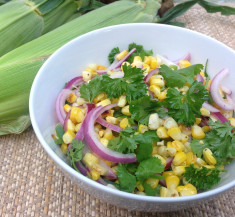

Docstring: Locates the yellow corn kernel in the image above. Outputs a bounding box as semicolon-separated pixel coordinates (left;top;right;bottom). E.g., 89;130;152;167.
183;142;192;153
166;175;180;190
61;143;67;154
66;93;77;103
167;127;182;141
100;138;109;147
156;140;164;146
196;158;207;167
104;128;113;140
166;147;177;157
143;63;150;74
136;181;144;192
92;164;108;175
97;65;107;70
195;118;201;125
203;165;215;169
66;119;75;132
121;105;131;116
157;146;168;157
103;160;112;167
82;70;93;82
176;186;185;193
153;154;166;166
157;127;169;139
173;152;187;166
150;78;165;87
144;56;151;65
149;85;161;97
160;187;169;197
116;50;128;60
228;117;235;127
164;117;178;129
145;178;159;189
171;141;184;152
88;64;97;71
117;95;127;107
120;118;129;129
206;80;211;91
202;126;210;132
138;124;149;133
167;189;179;197
158;90;167;101
64;104;71;112
83;153;99;168
150;57;157;69
93;92;106;104
98;130;104;138
163;171;174;177
200;107;210;117
106;116;119;125
62;130;75;144
121;62;130;71
152;146;158;155
70;107;85;124
186;152;197;166
133;56;142;62
203;148;217;165
84;67;95;74
76;97;86;106
192;125;205;139
96;98;111;107
179;60;191;68
181;133;189;144
90;169;101;181
148;113;160;130
179;86;189;93
179;184;197;196
173;166;185;176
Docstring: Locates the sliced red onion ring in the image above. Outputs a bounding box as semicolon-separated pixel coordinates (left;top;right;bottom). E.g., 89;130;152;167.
75;161;88;176
202;102;220;113
96;117;122;133
211;112;228;123
64;76;85;89
159;180;166;187
210;68;233;111
172;52;191;65
226;94;235;111
165;157;173;170
196;74;204;83
144;68;159;83
221;85;232;95
156;54;178;67
84;103;137;163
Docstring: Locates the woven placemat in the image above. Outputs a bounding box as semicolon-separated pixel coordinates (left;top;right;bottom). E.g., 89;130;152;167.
1;4;235;217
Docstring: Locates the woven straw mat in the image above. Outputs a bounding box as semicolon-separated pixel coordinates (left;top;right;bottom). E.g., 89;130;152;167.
1;4;235;217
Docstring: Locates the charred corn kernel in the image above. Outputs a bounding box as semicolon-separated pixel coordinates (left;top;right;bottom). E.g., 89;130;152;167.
66;119;75;132
179;184;197;196
167;127;182;141
120;118;129;129
66;93;77;103
158;90;167;101
100;138;109;147
82;70;93;82
90;170;101;181
192;125;205;139
166;147;177;157
144;56;151;65
93;92;106;104
160;187;169;197
97;65;107;70
204;165;215;169
138;124;149;133
116;50;128;60
179;60;191;68
93;164;108;175
228;117;235;127
152;146;158;155
173;166;185;176
136;181;144;192
157;146;168;157
200;107;210;117
163;171;174;177
75;123;82;132
62;130;75;144
173;152;187;166
122;105;131;116
167;189;179;197
157;127;169;139
104;128;113;140
195;118;201;125
150;57;157;69
96;99;111;107
164;117;178;129
145;178;159;189
133;56;142;62
202;126;210;132
64;104;71;112
76;97;86;106
148;113;160;130
98;130;104;138
203;148;217;165
143;63;150;73
83;153;99;168
153;154;166;166
181;125;192;136
166;175;180;190
150;78;165;87
186;152;197;166
181;134;189;144
70;107;85;124
121;61;130;71
196;158;207;167
149;85;161;97
61;143;67;154
171;141;184;152
106;116;119;124
117;95;127;107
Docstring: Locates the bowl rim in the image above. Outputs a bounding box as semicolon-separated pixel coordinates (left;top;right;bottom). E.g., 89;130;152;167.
29;23;235;203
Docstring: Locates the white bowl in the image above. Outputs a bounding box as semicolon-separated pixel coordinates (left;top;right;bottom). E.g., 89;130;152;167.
29;23;235;212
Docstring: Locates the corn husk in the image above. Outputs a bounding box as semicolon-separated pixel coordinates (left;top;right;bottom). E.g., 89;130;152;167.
0;0;161;135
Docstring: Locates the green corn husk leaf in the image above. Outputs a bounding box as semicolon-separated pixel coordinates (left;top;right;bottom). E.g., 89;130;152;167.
0;0;80;57
0;0;161;135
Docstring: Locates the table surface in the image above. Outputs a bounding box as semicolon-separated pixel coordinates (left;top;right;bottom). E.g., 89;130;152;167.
0;4;235;217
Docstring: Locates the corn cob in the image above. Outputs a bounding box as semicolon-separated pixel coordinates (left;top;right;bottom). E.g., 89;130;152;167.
0;0;82;56
0;0;161;135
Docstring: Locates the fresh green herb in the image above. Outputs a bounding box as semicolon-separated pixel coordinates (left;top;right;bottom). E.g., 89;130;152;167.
52;124;65;145
108;47;120;64
67;139;85;172
160;64;203;88
143;182;161;196
129;96;161;125
183;164;222;190
116;164;136;193
128;43;153;63
164;81;209;126
204;59;209;77
190;139;207;158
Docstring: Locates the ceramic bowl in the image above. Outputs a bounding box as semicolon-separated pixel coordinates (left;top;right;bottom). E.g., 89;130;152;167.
29;23;235;212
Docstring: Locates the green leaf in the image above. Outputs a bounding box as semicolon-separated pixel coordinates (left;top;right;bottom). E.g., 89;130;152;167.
116;164;136;193
143;182;161;196
108;47;120;64
190;139;207;158
53;123;65;145
128;43;153;63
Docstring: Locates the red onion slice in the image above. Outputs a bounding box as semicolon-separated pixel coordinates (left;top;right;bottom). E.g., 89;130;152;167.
196;74;204;83
64;76;85;89
165;157;173;170
210;68;233;111
96;117;122;133
84;103;137;163
172;52;191;65
75;161;88;176
221;85;232;95
211;112;228;123
202;102;220;113
159;180;166;187
144;68;159;83
226;94;235;111
156;54;178;67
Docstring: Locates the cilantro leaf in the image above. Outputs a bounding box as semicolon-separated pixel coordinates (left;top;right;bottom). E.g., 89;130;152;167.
80;75;103;102
53;124;65;145
183;164;222;190
128;43;153;63
190;139;207;158
129;96;161;125
116;164;136;193
67;139;85;172
164;81;209;126
160;64;203;88
108;47;120;64
143;182;161;196
135;157;164;181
